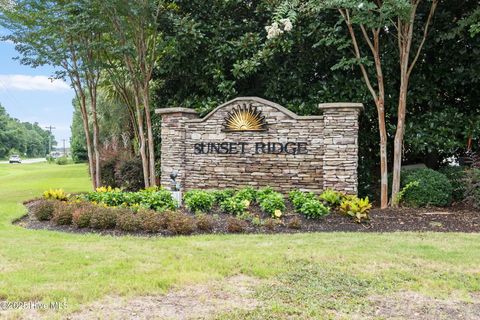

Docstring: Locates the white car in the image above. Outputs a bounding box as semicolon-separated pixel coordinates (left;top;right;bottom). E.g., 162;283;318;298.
9;155;22;164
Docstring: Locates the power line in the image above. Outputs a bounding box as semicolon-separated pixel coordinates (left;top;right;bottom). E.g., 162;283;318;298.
45;125;55;154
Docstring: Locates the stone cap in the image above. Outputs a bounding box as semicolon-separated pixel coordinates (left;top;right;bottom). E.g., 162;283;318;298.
155;107;198;115
318;102;364;111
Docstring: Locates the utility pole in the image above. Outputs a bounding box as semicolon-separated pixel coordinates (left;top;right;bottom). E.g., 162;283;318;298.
45;125;55;155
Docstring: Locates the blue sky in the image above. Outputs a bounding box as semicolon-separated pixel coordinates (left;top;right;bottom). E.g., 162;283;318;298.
0;28;75;147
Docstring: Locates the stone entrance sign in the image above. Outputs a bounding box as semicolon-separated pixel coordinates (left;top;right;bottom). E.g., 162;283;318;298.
155;97;363;194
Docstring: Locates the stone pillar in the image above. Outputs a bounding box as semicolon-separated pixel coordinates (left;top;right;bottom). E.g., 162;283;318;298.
319;103;364;195
155;108;198;190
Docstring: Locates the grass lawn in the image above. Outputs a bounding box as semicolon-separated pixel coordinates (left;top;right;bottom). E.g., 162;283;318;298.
0;162;479;319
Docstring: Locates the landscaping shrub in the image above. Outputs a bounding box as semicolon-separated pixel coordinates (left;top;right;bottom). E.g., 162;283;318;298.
43;189;69;201
339;196;372;223
211;189;236;204
139;189;177;212
288;190;315;210
400;168;453;207
116;209;141;232
136;209;165;233
89;206;118;229
31;200;55;221
196;214;215;232
256;186;276;203
464;168;480;208
72;203;94;228
259;192;286;216
184;190;215;213
319;189;344;207
287;216;302;230
166;212;196;235
440;166;467;202
235;186;257;202
55;156;69;165
220;197;249;215
115;157;145;191
52;201;74;225
100;157;118;188
299;199;330;219
264;218;281;231
226;217;247;233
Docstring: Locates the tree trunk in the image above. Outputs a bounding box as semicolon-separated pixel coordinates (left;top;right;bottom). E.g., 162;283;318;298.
142;88;156;186
78;94;96;190
391;79;408;206
376;99;389;209
90;87;101;188
134;94;150;188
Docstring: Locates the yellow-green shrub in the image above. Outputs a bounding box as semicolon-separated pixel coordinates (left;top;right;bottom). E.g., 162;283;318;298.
339;196;372;223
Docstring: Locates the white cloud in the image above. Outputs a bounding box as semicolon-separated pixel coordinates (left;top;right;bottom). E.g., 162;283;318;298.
0;74;70;91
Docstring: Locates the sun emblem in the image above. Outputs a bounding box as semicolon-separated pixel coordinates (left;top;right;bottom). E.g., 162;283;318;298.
223;103;267;132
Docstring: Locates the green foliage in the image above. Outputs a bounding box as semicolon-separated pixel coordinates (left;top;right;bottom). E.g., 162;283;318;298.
259;192;286;216
220;197;249;215
31;200;55;221
400;169;453;207
440;166;467;202
211;189;236;204
183;190;215;213
235;186;257;202
0;105;53;158
81;188;176;212
319;189;344;207
288;189;316;210
464;168;480;208
55;157;69;165
299;198;330;219
257;186;277;203
393;181;420;206
43;189;69;201
339;196;372;223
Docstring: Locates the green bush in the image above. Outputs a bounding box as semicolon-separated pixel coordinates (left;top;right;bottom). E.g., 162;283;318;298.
220;197;249;215
211;189;236;204
89;206;118;229
288;189;315;210
183;190;215;213
55;156;69;165
259;192;286;216
138;189;177;212
257;186;276;203
31;200;55;221
319;189;344;207
464;168;480;208
116;210;141;232
235;186;257;202
52;201;74;225
299;198;330;219
400;168;453;207
440;166;467;201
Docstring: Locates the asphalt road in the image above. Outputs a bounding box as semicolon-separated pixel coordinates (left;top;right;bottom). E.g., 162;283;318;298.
0;158;46;164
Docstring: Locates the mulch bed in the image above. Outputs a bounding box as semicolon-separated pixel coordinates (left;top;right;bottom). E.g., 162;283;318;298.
15;200;480;236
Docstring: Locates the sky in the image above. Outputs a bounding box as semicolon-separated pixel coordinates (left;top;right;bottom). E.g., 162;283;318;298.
0;28;75;148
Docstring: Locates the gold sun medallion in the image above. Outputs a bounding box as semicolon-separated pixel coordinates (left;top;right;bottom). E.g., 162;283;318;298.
223;103;267;132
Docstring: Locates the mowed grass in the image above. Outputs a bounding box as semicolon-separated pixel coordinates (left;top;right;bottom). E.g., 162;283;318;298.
0;163;479;318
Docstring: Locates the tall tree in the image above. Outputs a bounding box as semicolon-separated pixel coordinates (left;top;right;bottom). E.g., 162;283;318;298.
0;0;104;189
